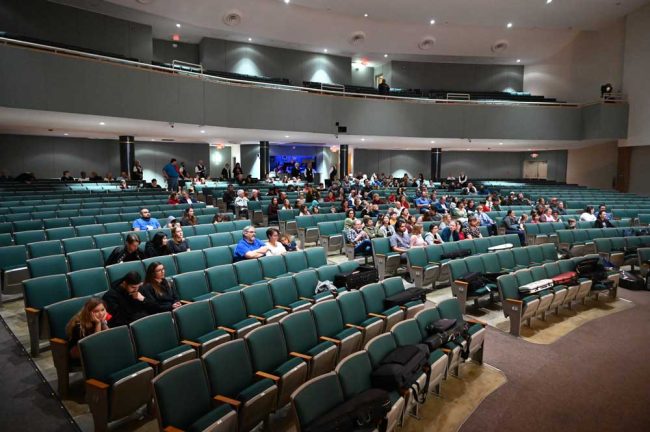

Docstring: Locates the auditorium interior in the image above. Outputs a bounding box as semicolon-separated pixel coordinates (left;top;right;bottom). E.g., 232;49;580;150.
1;1;650;431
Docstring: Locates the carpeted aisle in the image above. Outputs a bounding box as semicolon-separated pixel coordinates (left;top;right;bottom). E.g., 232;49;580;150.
461;288;650;432
0;316;78;432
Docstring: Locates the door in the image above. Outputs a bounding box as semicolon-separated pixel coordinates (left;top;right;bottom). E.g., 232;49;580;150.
523;161;548;179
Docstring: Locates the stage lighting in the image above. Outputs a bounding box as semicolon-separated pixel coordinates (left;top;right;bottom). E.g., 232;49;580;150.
600;83;613;97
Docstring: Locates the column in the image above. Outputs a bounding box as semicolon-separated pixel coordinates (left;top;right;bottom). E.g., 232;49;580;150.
119;136;135;178
430;147;442;181
340;144;348;179
259;141;270;179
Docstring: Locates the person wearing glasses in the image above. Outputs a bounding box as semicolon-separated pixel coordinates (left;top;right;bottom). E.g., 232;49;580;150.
139;262;181;312
233;226;268;261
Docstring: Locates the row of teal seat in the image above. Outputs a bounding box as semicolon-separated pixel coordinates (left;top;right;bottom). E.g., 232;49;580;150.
557;229;650;255
70;278;439;431
0;196;176;212
496;256;618;336
524;220;633;245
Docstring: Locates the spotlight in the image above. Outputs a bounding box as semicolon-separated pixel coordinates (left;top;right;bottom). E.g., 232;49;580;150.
600;83;613;97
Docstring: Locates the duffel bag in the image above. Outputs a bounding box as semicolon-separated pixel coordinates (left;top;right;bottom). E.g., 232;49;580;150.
303;388;391;432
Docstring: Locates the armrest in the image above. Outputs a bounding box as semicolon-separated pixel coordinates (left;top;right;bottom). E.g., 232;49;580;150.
454;280;468;287
345;323;364;331
290;352;313;361
275;305;292;311
86;379;110;390
25;307;40;314
256;371;280;382
375;253;387;258
139;356;161;367
248;314;266;322
181;340;201;348
505;299;523;305
368;313;386;319
465;318;487;327
299;296;316;303
441;348;451;354
180;300;192;305
163;426;184;432
320;336;341;345
218;326;236;334
410;265;424;271
214;395;241;409
50;337;68;346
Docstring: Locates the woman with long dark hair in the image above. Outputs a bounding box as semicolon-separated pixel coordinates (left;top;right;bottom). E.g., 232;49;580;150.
144;231;171;258
140;262;181;312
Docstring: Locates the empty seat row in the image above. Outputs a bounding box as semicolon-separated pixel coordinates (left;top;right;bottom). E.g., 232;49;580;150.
593;235;650;267
496;256;619;336
557;229;650;256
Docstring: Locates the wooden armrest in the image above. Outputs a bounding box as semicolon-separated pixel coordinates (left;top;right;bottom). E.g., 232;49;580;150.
375;253;387;258
320;336;341;345
299;296;316;303
248;314;266;322
368;313;386;319
256;371;280;382
86;379;109;390
506;299;523;305
465;318;487;326
454;280;468;287
441;348;451;354
25;307;40;314
139;356;160;367
163;426;184;432
345;323;364;331
218;326;236;334
180;300;192;305
50;337;68;345
290;352;313;361
411;265;423;271
264;277;273;280
181;340;201;348
275;305;292;311
214;395;241;408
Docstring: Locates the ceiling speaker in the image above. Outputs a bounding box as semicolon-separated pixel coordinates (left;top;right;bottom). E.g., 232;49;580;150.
349;31;366;46
491;40;509;53
418;36;436;50
223;10;243;26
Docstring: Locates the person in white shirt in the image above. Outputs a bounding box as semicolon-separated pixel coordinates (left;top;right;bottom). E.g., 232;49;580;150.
265;228;287;256
579;206;597;222
234;189;249;219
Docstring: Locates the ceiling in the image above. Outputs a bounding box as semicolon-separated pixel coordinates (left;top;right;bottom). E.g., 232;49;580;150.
0;106;608;152
51;0;649;64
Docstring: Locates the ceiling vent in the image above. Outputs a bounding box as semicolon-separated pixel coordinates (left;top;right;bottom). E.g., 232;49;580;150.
491;40;509;53
223;10;243;27
418;36;436;50
161;138;176;142
349;31;366;46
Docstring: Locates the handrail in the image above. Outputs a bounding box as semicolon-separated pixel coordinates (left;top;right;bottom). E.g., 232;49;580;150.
0;36;621;109
171;59;203;74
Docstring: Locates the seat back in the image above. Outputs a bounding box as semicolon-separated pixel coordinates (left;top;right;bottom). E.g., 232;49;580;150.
304;247;327;268
414;308;442;340
391;319;423;346
284;251;309;273
106;261;145;285
173;271;210;302
175;250;207;274
316;264;339;282
311;300;345;338
269;276;300;308
62;236;95;254
337;291;368;326
360;283;387;315
186;235;211;251
364;333;398;368
241;283;275;317
79;326;138;383
209;292;248;328
259;255;289;279
201;339;254;398
45;296;90;340
203;246;234;267
27;255;68;278
234;259;264;285
335;351;373;398
130;312;180;359
205;264;240;293
67;249;104;272
23;274;70;310
245;323;288;373
27;240;63;258
279;310;319;354
292;372;345;429
68;267;110;297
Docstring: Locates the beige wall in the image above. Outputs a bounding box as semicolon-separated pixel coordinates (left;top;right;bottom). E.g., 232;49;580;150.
523;20;626;103
629;146;650;196
566;142;618;189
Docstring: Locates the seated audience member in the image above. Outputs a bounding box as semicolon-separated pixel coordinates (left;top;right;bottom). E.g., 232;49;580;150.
148;178;162;189
299;204;311;216
552;209;562;222
424;224;444;245
344;209;356;230
476;206;498;236
441;220;463;242
389;220;411;261
410;224;427;247
451;201;468;222
405;215;418;233
234;226;268;260
556;201;567;215
78;171;90;182
132;208;162;231
463;216;483;239
267;197;280;223
167;215;179;229
119;179;128;190
167;192;180;205
363;217;376;239
144;232;171;258
212;214;230;224
89;171;103;181
540;207;556;222
181;191;196;204
265;228;287;256
103;271;149;328
594;210;614;228
104;172;115;182
66;298;109;359
280;233;300;251
222;184;236;212
579;206;597;222
434;196;449;214
598;204;612;220
415;191;432;214
105;234;145;265
140;262;181;312
347;219;373;256
438;213;452;230
502;209;526;246
61;170;75;182
567;218;577;229
168;225;190;254
376;215;395;237
180;207;197;226
234;189;249;218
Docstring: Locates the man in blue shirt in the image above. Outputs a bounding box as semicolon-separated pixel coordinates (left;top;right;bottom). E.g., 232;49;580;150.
415;191;432;214
162;158;179;192
233;226;268;261
389;220;411;262
476;206;498;236
132;208;161;231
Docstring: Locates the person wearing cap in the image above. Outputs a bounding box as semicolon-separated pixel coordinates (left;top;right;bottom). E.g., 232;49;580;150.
132;208;161;231
166;215;179;229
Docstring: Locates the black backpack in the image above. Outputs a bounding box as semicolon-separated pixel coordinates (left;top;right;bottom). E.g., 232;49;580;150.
423;318;458;351
383;288;432;309
371;345;429;401
303;388;391;432
458;272;488;295
576;257;613;291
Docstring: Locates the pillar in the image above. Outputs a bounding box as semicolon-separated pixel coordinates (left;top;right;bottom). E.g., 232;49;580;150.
119;136;135;178
259;141;270;179
340;144;349;178
431;148;442;181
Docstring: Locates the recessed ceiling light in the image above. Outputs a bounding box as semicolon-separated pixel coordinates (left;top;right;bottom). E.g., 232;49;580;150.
364;13;368;17
285;135;290;138
284;0;290;4
499;142;503;145
176;23;181;28
466;148;471;151
200;130;205;134
430;140;436;144
516;59;521;63
63;133;69;136
383;54;388;58
361;138;365;141
507;22;513;28
323;48;328;53
248;37;252;42
528;148;532;151
430;19;436;25
546;0;553;4
99;122;105;126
